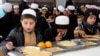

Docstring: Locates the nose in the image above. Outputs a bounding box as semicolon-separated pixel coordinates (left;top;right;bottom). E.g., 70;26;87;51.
26;24;31;28
91;19;96;22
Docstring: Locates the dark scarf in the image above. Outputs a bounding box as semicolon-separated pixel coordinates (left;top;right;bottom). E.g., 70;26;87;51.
81;21;97;35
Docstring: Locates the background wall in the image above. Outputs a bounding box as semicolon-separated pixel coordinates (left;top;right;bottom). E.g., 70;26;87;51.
56;0;67;7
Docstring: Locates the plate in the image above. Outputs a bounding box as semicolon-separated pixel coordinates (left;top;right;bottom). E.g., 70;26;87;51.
45;47;64;53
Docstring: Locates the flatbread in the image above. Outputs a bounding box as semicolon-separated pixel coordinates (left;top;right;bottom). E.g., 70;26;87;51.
57;41;77;47
21;46;52;56
85;42;97;46
85;38;99;41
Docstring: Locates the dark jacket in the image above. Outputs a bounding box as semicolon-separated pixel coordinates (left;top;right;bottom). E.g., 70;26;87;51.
69;14;78;31
0;27;42;47
19;2;29;13
79;22;99;35
44;27;74;42
0;12;21;42
36;15;49;36
65;0;73;8
0;12;14;41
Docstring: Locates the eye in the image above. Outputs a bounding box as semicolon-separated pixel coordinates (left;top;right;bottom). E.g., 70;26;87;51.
89;17;93;19
24;22;28;25
30;22;34;25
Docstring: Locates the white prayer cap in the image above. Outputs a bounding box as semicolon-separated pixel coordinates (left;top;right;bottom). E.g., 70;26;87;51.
91;5;100;10
23;0;28;2
13;5;19;8
55;15;69;25
96;6;100;10
99;14;100;18
22;9;36;17
67;5;75;10
90;5;97;9
80;5;85;8
30;3;39;9
2;3;12;13
85;4;91;8
41;7;48;10
53;7;57;10
57;5;64;12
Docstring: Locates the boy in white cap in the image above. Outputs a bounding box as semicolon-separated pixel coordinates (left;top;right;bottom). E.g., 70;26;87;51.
44;15;74;42
12;5;21;28
1;9;42;51
40;6;48;18
13;5;20;15
67;5;78;31
54;5;64;16
63;8;70;16
52;7;57;17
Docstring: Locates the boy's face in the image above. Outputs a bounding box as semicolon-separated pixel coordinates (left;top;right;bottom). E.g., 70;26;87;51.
53;10;56;15
57;28;67;35
87;15;96;25
63;10;70;16
42;9;47;14
21;18;36;33
55;10;60;16
14;8;19;14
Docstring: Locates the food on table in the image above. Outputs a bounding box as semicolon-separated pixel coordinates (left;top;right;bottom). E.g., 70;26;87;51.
0;50;5;56
57;41;77;47
85;42;97;46
22;46;52;56
45;41;53;48
83;35;100;39
37;42;46;48
93;35;100;37
83;35;100;41
85;38;99;41
46;47;63;53
37;41;53;48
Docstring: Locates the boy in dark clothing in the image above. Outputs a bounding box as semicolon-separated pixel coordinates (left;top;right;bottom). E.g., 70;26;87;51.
44;15;74;42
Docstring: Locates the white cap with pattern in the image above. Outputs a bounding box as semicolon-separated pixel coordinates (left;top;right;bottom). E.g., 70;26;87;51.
55;16;69;25
22;9;36;17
